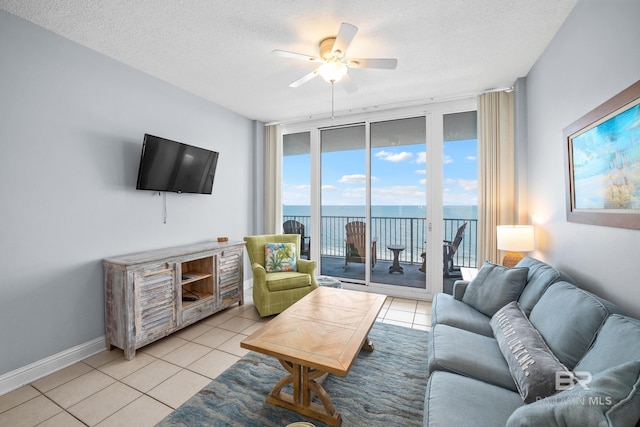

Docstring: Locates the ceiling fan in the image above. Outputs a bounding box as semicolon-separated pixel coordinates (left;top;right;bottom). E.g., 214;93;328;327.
272;22;398;92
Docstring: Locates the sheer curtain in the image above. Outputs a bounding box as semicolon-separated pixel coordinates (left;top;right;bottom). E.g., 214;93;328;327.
264;124;282;234
477;91;515;264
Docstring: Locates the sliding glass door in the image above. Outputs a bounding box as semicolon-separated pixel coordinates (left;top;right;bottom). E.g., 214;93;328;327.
441;112;478;290
282;132;311;259
370;117;427;288
315;117;428;289
319;125;367;282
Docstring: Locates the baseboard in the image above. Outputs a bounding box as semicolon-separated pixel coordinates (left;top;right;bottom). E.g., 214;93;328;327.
0;336;107;396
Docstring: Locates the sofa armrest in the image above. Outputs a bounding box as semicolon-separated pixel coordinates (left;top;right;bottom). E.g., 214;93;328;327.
452;280;470;300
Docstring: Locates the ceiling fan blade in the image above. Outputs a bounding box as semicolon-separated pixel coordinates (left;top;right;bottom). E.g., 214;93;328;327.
340;73;358;94
347;58;398;69
272;49;321;63
332;23;358;58
289;70;319;88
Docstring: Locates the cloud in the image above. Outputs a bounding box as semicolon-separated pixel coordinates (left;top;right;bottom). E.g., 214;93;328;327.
339;174;366;184
372;185;426;204
339;174;377;184
416;169;426;175
321;185;337;191
458;179;478;191
443;154;453;164
290;184;310;191
416;152;426;164
443;178;476;191
375;150;413;162
466;155;477;161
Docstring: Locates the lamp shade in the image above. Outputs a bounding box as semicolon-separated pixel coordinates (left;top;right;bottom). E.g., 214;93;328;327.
496;225;535;252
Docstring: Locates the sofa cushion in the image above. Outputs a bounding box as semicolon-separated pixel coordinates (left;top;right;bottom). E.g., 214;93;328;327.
506;361;640;427
425;371;523;427
575;314;640;374
265;271;310;291
431;293;493;337
461;261;529;317
428;323;516;391
491;302;569;403
264;242;297;272
529;281;626;369
515;257;575;316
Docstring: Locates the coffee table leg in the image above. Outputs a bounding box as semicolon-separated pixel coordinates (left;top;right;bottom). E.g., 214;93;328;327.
362;335;374;352
268;359;342;426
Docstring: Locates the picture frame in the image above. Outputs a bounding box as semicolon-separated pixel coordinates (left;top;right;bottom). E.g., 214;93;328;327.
563;80;640;230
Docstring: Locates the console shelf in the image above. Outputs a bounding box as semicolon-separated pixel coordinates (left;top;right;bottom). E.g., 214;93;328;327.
103;240;245;359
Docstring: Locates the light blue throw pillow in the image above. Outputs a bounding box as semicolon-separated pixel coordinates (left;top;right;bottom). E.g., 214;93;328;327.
462;261;529;316
506;361;640;427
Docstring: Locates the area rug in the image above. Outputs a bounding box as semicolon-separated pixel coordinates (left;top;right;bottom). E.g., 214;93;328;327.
157;322;429;426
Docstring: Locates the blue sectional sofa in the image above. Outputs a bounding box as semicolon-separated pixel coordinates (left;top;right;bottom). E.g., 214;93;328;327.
424;257;640;426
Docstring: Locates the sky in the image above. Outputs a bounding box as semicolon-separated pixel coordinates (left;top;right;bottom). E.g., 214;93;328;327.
283;138;478;206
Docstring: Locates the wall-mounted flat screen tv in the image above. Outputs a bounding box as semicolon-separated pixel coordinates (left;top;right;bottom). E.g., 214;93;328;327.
136;134;219;194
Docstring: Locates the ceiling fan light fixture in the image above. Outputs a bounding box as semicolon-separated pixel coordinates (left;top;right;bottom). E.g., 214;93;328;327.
318;61;347;83
274;23;397;89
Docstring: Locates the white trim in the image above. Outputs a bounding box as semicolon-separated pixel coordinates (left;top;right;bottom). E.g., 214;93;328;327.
0;336;106;396
269;89;501;126
341;281;433;302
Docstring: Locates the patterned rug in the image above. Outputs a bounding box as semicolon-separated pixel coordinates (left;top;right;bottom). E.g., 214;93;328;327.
157;322;429;427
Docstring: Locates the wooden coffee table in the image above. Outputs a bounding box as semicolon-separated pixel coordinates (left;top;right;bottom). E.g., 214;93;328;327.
240;286;387;426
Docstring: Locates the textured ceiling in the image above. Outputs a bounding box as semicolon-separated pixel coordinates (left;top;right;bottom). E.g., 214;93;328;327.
0;0;577;123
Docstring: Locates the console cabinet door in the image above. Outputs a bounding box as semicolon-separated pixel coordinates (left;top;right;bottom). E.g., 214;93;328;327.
218;248;243;306
133;266;177;344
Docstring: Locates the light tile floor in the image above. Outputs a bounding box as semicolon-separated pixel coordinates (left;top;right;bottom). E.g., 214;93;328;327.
0;290;431;427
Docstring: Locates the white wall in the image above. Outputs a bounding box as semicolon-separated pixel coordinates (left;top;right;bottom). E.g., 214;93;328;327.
0;11;259;377
525;0;640;317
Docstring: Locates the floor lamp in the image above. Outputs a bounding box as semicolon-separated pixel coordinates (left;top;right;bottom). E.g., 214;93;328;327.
496;225;535;268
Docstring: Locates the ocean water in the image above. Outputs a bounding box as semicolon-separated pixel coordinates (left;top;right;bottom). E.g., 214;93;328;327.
284;205;477;220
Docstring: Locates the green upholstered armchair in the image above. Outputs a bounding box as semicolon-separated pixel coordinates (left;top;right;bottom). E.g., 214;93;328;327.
244;234;318;317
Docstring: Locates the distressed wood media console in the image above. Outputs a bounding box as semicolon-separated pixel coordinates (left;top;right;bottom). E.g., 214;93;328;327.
103;241;244;359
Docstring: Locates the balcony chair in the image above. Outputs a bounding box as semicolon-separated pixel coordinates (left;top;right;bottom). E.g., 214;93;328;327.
283;219;310;259
344;221;377;270
419;222;467;277
244;234;317;317
443;222;467;277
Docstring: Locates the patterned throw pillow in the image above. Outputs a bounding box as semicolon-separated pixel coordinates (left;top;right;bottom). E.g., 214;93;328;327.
264;243;297;272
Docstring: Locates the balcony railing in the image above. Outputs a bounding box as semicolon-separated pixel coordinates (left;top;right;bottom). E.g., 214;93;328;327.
283;215;478;269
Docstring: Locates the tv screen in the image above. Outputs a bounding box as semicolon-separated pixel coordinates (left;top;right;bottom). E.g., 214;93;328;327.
136;134;219;194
